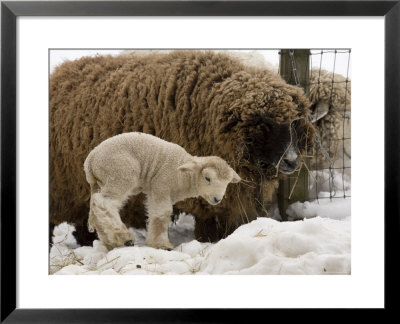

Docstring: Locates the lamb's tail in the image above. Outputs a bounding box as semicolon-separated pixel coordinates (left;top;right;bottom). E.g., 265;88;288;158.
84;154;101;232
83;154;97;186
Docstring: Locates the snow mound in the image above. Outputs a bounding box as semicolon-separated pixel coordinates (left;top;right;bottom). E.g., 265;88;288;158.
287;197;350;221
200;216;350;274
50;204;350;275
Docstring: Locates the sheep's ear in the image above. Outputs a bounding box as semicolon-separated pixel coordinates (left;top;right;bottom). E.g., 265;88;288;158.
230;170;241;183
178;161;198;173
310;101;329;123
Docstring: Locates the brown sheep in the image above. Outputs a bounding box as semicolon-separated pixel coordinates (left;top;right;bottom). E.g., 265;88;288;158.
308;69;351;175
215;51;351;175
49;50;314;245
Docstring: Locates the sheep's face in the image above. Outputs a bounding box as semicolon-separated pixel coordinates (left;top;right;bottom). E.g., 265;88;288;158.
238;115;313;176
178;157;241;205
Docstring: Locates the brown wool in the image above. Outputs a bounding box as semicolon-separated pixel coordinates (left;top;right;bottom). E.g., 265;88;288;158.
50;50;314;243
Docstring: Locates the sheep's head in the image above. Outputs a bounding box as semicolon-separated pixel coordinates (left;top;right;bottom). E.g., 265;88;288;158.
178;156;241;205
215;69;315;179
222;113;314;178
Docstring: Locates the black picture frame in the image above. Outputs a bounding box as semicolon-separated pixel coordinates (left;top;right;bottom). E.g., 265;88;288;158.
1;0;399;322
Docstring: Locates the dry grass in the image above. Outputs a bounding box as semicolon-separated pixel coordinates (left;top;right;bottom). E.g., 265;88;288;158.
254;229;268;238
49;244;84;274
49;227;84;274
236;191;250;223
285;121;318;200
274;119;298;177
254;197;270;217
97;255;121;271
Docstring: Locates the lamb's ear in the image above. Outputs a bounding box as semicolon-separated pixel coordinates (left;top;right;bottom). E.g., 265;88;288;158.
230;170;241;183
178;161;198;173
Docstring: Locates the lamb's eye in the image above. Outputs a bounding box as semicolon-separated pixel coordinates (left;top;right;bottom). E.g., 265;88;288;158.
205;177;211;183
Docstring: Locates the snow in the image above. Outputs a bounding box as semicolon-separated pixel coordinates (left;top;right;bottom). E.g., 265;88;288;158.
50;172;351;275
49;50;351;275
50;49;351;78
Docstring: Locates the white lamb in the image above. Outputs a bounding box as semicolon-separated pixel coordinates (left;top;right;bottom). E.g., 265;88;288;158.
83;132;241;250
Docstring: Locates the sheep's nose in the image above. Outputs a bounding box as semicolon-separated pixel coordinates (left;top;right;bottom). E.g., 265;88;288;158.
213;197;220;204
284;149;298;163
283;158;298;169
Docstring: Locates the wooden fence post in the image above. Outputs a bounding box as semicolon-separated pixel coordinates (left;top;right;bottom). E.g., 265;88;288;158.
278;49;310;221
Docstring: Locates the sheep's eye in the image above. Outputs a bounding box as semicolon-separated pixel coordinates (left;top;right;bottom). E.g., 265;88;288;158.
205;177;211;183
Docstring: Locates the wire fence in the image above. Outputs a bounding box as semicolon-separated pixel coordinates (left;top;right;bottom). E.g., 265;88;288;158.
280;49;351;207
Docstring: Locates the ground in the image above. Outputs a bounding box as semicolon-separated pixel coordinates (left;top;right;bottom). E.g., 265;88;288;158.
50;170;351;275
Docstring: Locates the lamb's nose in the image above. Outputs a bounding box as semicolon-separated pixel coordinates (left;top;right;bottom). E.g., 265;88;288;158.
213;197;220;204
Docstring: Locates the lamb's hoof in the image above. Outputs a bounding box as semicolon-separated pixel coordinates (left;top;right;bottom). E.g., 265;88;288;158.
124;240;135;247
146;240;173;250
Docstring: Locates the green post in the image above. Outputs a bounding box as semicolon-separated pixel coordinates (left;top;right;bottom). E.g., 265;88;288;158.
278;49;310;221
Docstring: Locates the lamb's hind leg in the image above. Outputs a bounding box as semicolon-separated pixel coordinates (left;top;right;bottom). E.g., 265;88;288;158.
89;157;139;249
90;193;135;249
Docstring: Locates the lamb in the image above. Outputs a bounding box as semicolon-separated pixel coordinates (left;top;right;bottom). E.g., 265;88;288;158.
84;132;241;250
50;50;314;245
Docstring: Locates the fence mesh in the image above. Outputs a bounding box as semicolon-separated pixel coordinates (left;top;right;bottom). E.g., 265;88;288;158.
280;49;351;207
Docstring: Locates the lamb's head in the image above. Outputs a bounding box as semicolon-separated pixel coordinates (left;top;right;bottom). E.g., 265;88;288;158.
178;156;241;205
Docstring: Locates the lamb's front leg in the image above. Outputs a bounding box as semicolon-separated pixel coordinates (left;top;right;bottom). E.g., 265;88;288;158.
145;196;173;250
